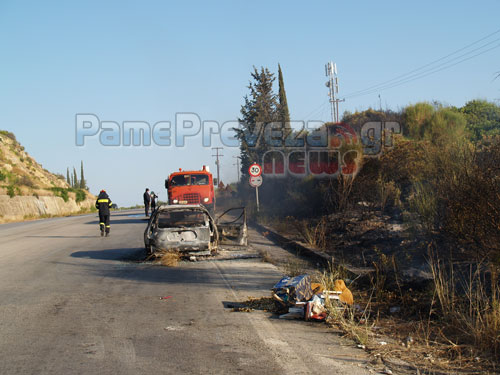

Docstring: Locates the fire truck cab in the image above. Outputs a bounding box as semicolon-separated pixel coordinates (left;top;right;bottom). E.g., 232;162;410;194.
165;166;215;214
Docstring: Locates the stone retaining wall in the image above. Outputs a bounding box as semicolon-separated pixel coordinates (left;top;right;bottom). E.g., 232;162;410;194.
0;195;95;223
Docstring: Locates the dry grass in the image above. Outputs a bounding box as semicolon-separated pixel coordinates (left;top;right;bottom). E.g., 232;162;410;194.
281;259;308;277
312;261;348;290
148;249;181;267
326;302;374;347
295;217;328;249
258;249;274;264
312;262;375;345
429;254;500;360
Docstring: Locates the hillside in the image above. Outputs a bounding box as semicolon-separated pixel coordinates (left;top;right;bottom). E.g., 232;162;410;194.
0;130;95;222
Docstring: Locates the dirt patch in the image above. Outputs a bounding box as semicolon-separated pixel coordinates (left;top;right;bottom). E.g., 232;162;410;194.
226;297;286;314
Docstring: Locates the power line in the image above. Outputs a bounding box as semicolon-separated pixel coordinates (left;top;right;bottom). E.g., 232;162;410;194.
344;28;500;98
297;99;328;121
343;27;500;99
345;41;500;99
345;37;500;99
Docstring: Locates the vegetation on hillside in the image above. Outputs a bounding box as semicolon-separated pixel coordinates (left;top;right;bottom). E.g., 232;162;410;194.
0;130;91;203
234;66;500;366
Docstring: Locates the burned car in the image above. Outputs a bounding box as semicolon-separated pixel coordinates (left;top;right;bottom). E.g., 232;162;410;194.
144;205;248;256
144;204;218;256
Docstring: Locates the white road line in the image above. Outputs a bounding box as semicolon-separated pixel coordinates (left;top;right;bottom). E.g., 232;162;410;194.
212;261;311;374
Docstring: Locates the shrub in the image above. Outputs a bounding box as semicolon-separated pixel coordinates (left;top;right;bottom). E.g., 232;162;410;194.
403;102;435;139
403;103;467;146
7;185;15;198
18;175;35;188
75;189;86;203
0;171;5;182
0;130;16;141
50;187;69;202
60;189;69;202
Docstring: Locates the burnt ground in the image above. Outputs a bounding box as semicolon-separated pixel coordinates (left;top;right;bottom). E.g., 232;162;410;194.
255;209;500;375
270;208;433;284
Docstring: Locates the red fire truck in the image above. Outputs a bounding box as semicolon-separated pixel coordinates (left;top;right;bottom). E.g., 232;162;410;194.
165;166;215;214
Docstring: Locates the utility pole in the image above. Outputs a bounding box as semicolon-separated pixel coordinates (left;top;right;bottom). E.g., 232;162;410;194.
211;147;223;187
325;61;345;123
233;156;241;182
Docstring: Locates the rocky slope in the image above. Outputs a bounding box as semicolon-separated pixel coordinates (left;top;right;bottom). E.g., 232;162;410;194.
0;130;95;222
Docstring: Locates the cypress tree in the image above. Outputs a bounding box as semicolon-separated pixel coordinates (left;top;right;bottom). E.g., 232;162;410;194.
79;161;86;189
66;168;71;185
277;64;291;127
73;167;78;188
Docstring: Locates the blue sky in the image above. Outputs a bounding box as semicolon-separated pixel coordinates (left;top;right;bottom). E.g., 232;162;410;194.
1;1;499;206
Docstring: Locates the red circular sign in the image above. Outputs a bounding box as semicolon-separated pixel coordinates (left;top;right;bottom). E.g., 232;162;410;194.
248;163;262;177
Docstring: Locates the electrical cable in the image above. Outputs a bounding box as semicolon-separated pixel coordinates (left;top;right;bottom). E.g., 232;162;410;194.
343;27;500;99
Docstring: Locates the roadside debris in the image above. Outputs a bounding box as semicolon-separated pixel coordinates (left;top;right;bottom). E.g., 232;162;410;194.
233;306;253;312
230;275;355;323
272;275;314;307
160;296;172;300
278;307;304;319
334;279;354;305
269;274;353;322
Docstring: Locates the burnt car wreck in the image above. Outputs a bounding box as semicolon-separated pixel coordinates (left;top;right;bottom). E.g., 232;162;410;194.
144;205;247;257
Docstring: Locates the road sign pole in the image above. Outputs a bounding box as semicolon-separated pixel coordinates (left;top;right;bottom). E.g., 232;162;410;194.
255;186;259;212
248;163;262;213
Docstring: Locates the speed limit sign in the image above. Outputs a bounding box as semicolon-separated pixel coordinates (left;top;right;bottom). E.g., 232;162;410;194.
248;163;262;177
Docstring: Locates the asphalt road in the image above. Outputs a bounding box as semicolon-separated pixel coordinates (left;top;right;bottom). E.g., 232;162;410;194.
0;210;371;375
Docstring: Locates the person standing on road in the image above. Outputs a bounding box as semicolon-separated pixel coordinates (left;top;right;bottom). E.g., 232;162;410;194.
143;188;151;217
150;191;157;213
95;189;113;237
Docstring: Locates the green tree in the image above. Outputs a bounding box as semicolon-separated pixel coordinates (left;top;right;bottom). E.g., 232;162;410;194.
460;99;500;141
402;102;435;140
72;167;78;188
277;63;291;128
235;66;278;177
403;103;467;146
79;161;87;189
66;168;71;185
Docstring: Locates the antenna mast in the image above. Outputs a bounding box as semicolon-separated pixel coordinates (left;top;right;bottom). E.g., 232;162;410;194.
325;62;344;123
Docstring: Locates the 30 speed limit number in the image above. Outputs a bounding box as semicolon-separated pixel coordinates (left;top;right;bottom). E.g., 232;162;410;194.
248;163;262;177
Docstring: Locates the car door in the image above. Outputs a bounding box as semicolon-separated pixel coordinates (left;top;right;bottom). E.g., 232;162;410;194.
215;207;247;246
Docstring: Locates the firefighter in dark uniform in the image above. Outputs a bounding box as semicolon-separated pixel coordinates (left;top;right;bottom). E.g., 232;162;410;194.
95;189;113;237
143;188;151;217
